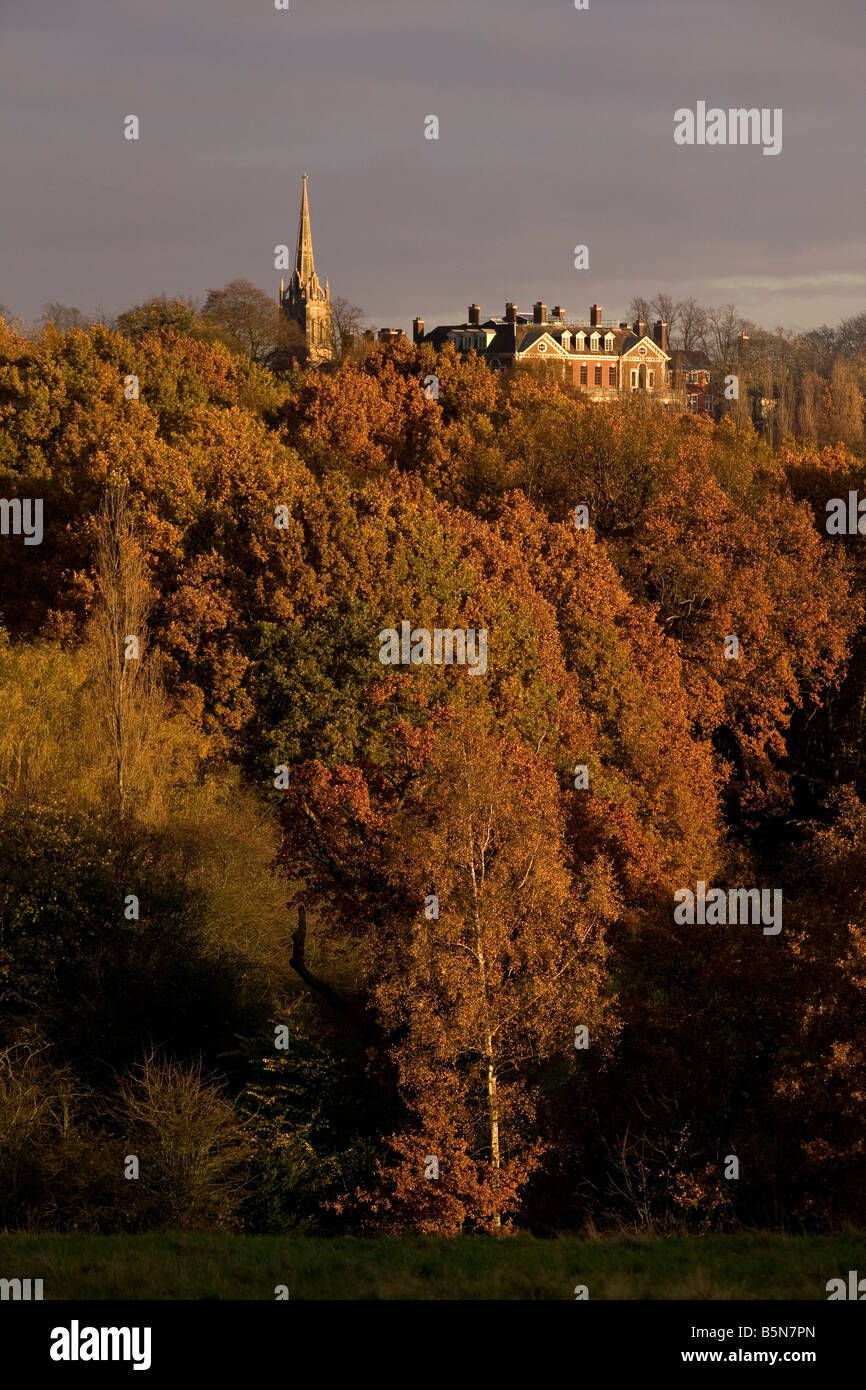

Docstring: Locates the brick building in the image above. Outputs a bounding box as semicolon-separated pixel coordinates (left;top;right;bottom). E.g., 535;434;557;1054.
414;301;678;402
669;349;714;414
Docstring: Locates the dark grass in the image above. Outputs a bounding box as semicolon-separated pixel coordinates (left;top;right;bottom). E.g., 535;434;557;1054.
1;1232;865;1299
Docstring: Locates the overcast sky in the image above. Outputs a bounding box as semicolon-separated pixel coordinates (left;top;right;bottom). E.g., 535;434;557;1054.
1;0;863;334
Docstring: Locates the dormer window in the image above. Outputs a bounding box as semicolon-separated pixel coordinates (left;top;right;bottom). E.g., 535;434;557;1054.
590;333;600;350
604;334;614;351
575;332;586;348
561;331;572;349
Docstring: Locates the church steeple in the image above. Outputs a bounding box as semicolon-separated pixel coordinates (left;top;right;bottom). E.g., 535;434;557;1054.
294;173;316;285
281;173;334;365
288;173;327;304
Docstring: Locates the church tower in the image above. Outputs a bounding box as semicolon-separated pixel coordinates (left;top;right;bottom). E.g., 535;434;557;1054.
280;174;334;365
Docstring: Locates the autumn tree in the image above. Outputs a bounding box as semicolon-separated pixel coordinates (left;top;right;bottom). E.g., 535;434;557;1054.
115;295;202;339
201;279;283;363
823;358;864;449
796;371;823;443
770;787;866;1223
279;713;617;1232
90;480;167;815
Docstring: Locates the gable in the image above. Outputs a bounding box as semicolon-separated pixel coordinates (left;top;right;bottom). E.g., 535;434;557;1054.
621;336;669;362
518;332;568;359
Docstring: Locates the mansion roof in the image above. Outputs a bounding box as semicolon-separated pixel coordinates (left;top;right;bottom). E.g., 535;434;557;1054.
420;305;671;362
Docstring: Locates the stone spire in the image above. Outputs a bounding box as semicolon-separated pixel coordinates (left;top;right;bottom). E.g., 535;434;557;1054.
282;173;334;365
294;173;316;286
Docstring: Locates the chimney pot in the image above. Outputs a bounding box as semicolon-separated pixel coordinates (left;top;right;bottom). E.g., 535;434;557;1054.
412;317;425;344
468;303;481;326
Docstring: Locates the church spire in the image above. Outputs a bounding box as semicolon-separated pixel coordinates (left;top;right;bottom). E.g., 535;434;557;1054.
294;173;316;285
282;172;334;365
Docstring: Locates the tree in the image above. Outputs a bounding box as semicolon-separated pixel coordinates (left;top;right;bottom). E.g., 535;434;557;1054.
279;713;617;1231
626;295;653;328
771;787;866;1223
700;304;754;367
803;323;839;375
40;303;87;331
677;297;707;352
823;358;864;448
90;480;167;815
115;295;201;340
113;1055;250;1230
201;279;282;363
328;296;365;363
796;371;823;443
837;312;866;361
771;363;796;445
649;292;682;340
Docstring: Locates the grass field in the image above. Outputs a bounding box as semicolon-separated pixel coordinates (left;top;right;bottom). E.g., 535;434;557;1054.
1;1232;864;1300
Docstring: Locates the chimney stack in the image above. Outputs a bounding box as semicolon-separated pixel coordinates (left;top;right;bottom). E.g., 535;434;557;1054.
653;320;669;353
468;303;481;326
505;301;518;323
590;304;603;327
553;305;564;320
533;301;547;325
634;317;645;338
412;317;425;344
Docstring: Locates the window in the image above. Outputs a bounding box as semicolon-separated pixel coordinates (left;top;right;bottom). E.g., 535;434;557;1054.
609;365;617;386
580;365;588;385
561;332;572;349
648;370;654;388
575;332;585;348
594;364;602;386
638;345;647;355
538;341;547;353
590;334;599;350
631;370;638;389
604;334;614;351
688;393;699;412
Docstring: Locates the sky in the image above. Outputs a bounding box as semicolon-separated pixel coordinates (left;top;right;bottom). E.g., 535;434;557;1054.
1;0;863;335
